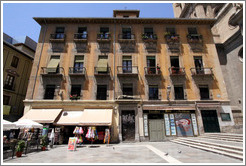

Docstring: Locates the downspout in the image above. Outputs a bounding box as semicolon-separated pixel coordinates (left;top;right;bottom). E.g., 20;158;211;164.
31;18;47;99
113;20;116;101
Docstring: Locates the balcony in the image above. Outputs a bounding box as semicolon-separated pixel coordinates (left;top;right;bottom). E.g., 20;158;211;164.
3;83;15;91
190;67;213;76
165;34;180;44
50;33;66;42
115;92;141;101
69;67;86;76
97;33;111;42
74;33;88;42
118;34;135;42
117;66;138;77
144;67;161;76
169;67;185;76
187;34;203;43
41;67;64;77
94;67;111;77
142;33;158;42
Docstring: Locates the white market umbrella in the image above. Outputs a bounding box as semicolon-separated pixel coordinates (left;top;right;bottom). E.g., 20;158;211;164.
14;119;43;129
3;119;17;131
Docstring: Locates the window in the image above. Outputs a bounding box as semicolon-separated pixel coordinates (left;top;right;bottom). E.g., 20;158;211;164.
70;85;81;98
147;56;156;74
144;28;154;35
122;28;131;39
194;56;204;74
44;85;56;99
220;113;231;121
149;85;159;100
55;27;65;39
174;85;184;100
3;95;10;105
123;83;133;98
122;56;132;73
4;75;15;90
188;27;198;35
199;85;210;100
96;85;107;100
74;55;84;73
166;27;176;35
170;56;179;67
99;27;110;39
78;27;87;39
47;56;60;73
11;56;19;68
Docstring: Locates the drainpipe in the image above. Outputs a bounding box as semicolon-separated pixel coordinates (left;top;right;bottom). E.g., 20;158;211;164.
31;18;47;99
113;20;116;101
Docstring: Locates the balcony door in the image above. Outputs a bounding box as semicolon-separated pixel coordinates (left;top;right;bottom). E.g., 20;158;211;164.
194;56;204;74
123;83;133;99
122;28;131;39
147;56;156;74
170;56;180;74
74;56;84;73
122;56;132;73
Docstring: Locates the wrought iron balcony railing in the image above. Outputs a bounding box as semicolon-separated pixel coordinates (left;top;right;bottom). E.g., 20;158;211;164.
117;66;138;75
74;33;88;40
144;67;161;75
118;34;135;40
69;67;86;75
187;34;203;43
97;33;111;40
190;67;213;75
41;67;64;75
142;33;158;41
169;67;185;75
50;33;66;41
165;34;180;43
94;67;111;75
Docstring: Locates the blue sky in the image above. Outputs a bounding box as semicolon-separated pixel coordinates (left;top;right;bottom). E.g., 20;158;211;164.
3;3;174;42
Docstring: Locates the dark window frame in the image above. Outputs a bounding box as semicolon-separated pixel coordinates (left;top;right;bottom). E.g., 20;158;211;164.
199;85;210;100
96;85;108;100
3;95;10;105
174;85;184;100
44;85;56;99
70;85;81;98
149;85;159;100
220;113;231;121
4;74;15;90
11;56;19;68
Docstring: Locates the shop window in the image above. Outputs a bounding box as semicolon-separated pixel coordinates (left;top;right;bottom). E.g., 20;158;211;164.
122;28;132;39
199;85;210;100
3;95;10;105
70;85;81;99
11;56;19;68
74;55;84;73
96;85;107;100
188;27;198;35
149;85;159;100
220;113;231;121
122;56;132;73
123;83;133;98
44;85;56;99
174;85;184;100
4;74;15;90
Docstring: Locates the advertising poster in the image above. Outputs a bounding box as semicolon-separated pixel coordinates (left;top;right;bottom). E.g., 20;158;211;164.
143;114;148;136
175;113;193;136
169;114;176;136
191;114;198;135
164;114;170;136
68;137;77;151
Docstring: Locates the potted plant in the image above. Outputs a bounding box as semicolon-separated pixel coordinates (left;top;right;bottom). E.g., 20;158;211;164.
142;33;148;40
70;94;79;100
40;135;49;151
15;140;25;157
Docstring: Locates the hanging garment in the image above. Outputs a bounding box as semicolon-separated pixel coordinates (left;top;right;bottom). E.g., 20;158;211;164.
79;127;83;134
86;127;92;139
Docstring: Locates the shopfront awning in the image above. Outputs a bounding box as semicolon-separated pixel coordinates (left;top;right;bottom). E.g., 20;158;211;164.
55;111;84;125
80;109;113;126
20;109;62;123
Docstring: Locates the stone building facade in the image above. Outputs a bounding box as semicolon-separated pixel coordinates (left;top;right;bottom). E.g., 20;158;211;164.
173;3;243;133
3;33;36;121
23;10;235;143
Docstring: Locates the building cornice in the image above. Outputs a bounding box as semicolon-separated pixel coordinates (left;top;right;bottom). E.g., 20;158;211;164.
33;17;216;26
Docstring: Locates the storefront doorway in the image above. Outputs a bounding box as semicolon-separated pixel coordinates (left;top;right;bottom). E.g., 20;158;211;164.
201;110;220;132
122;110;135;141
148;114;165;141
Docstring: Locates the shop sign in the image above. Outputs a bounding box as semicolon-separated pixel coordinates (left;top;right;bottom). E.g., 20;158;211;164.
191;114;198;135
169;114;176;136
68;137;77;151
143;114;148;136
149;110;160;114
164;114;170;136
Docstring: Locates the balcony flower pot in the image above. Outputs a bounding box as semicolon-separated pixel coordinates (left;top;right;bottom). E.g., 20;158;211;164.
16;151;22;157
41;146;46;151
70;95;80;100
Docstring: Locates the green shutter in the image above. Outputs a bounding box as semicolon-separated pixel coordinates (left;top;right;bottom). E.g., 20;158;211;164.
75;56;84;63
97;59;108;72
47;57;60;73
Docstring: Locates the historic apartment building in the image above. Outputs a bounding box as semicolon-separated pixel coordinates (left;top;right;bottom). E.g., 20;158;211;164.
173;3;243;133
22;10;234;143
3;33;37;121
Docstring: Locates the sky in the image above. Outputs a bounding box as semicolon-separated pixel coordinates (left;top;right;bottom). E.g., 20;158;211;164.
3;3;174;43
